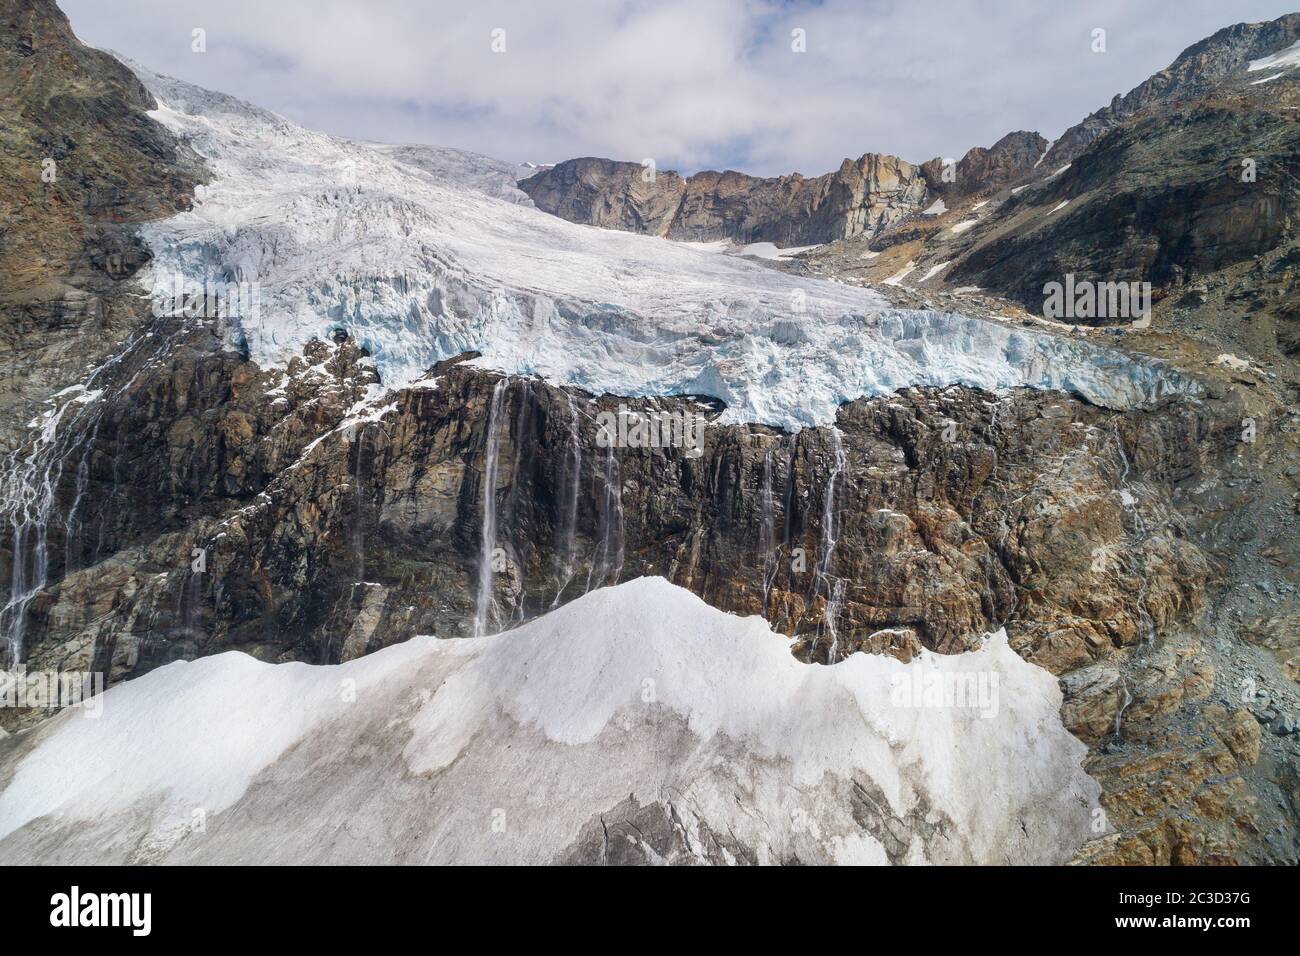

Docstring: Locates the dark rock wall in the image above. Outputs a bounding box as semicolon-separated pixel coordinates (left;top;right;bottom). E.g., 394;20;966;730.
10;338;1226;692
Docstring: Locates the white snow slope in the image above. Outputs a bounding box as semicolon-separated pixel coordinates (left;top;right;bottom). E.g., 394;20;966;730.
125;59;1198;431
1247;38;1300;73
0;578;1099;865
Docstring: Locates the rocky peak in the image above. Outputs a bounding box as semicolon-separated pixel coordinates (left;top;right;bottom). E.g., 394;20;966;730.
519;152;929;246
921;130;1050;197
0;0;203;307
1044;12;1300;166
0;0;205;466
515;156;688;236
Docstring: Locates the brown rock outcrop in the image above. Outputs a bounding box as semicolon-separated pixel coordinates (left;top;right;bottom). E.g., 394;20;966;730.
520;153;928;246
921;131;1049;198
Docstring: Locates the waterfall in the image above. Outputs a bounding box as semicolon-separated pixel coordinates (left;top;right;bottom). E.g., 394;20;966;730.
777;441;798;634
473;378;508;638
2;452;53;664
1111;675;1133;742
760;447;778;616
824;580;846;664
814;427;846;663
584;442;624;593
1;315;199;666
353;424;366;585
1;385;103;667
504;380;533;625
982;395;1024;631
552;392;582;606
1109;421;1155;643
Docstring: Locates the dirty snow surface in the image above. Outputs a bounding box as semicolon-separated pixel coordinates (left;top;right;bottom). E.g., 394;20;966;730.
125;60;1198;431
0;578;1099;865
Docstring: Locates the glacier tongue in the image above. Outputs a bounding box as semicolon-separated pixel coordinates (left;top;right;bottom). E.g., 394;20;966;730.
0;578;1099;865
127;59;1199;430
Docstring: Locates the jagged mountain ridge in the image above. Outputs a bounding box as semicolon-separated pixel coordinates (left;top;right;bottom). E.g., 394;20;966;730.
0;0;202;448
1043;14;1300;167
520;12;1300;293
518;131;1052;246
518;152;931;246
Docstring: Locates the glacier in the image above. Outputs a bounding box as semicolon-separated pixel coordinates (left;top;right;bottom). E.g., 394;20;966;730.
0;578;1099;865
125;59;1200;431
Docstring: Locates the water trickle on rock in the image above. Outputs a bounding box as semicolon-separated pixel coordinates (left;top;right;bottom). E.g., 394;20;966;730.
585;442;624;593
474;378;508;638
813;427;847;663
759;446;779;617
0;320;192;666
552;392;582;607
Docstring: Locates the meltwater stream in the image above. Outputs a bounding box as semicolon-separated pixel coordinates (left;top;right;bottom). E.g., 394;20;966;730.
473;378;508;638
0;318;195;667
552;393;583;607
584;442;626;594
813;428;848;663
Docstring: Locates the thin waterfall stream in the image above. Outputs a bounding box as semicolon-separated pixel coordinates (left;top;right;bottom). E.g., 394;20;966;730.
552;392;582;606
473;378;508;638
814;427;846;663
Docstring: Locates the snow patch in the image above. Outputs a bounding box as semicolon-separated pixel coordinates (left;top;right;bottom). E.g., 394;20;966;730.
1214;352;1252;371
882;261;917;286
1247;38;1300;72
0;578;1100;865
738;241;822;260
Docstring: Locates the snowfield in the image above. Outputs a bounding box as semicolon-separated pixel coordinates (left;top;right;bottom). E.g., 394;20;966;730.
1247;38;1300;73
126;59;1199;431
0;578;1099;865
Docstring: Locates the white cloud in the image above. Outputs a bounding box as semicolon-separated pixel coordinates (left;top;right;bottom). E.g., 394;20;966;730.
60;0;1297;176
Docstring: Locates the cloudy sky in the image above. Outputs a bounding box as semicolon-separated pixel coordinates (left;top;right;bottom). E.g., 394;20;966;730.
61;0;1296;177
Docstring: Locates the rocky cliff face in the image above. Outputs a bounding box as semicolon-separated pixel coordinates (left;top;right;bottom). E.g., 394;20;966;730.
941;89;1300;315
921;131;1050;198
7;320;1290;861
0;0;201;316
14;347;1220;677
518;134;1052;248
519;153;929;245
797;23;1299;372
769;16;1300;864
0;0;203;674
515;157;688;236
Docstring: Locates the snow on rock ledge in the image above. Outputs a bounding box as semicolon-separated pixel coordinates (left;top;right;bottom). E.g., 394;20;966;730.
0;578;1099;865
125;60;1198;431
